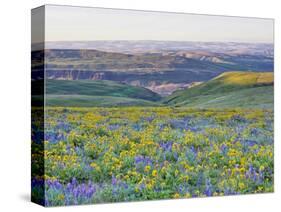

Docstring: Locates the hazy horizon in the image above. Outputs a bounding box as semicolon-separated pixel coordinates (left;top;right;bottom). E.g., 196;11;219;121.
32;5;274;44
44;39;273;44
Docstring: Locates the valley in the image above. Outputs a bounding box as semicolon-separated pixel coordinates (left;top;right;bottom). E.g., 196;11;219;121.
32;41;273;96
45;72;273;109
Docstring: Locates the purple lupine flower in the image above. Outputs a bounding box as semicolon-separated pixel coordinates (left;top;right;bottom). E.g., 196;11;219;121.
245;165;260;182
139;183;145;191
108;124;120;131
258;169;265;184
179;185;185;194
74;146;81;154
143;116;155;122
134;155;153;171
45;131;66;143
250;128;259;136
196;172;204;187
73;187;79;200
178;183;189;195
234;125;246;133
134;155;153;166
244;139;257;147
45;199;50;207
169;119;195;131
111;176;118;186
66;145;71;153
66;182;73;192
57;121;71;132
220;144;228;155
53;180;63;190
45;179;63;191
69;181;96;202
190;146;198;157
159;141;173;152
224;188;236;195
186;126;198;132
204;178;212;196
120;181;129;189
112;187;118;197
231;115;247;123
86;183;96;199
186;146;197;161
71;178;78;186
132;123;142;131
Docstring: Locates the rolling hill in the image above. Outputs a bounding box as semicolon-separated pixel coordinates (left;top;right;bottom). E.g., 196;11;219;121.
45;95;160;107
38;72;273;108
32;44;273;96
45;79;161;107
163;72;274;109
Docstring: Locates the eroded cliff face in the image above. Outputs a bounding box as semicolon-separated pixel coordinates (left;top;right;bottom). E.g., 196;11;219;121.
46;70;106;80
45;69;215;96
32;44;274;96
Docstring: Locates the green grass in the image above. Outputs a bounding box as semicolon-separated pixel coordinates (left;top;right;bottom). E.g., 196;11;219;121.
170;86;273;109
164;72;274;109
45;72;273;108
46;79;161;101
46;95;161;107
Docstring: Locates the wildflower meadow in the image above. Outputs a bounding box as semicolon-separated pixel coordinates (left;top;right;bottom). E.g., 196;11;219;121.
31;107;274;206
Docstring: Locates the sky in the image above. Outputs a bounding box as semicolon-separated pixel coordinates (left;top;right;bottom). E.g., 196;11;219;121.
37;5;274;43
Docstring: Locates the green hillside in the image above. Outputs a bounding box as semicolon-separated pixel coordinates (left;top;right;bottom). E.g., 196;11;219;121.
43;72;273;108
45;79;162;107
46;95;160;107
47;79;161;100
163;72;274;109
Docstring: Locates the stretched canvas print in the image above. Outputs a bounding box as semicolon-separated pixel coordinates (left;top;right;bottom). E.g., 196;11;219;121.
31;5;274;207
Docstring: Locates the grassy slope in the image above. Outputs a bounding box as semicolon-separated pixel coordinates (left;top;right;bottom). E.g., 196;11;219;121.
45;72;273;108
46;95;161;107
46;79;162;106
47;79;161;101
163;72;274;109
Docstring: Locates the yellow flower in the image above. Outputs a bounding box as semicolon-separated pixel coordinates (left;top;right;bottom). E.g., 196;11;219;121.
152;170;157;177
239;182;245;190
185;192;191;198
90;162;101;171
90;162;97;168
227;149;239;157
180;175;189;182
161;166;167;174
213;192;219;196
240;157;246;166
146;183;153;190
173;193;180;198
239;167;246;173
58;194;65;201
144;165;151;173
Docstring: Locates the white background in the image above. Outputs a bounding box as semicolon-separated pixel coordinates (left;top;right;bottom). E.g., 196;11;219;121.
0;0;280;211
